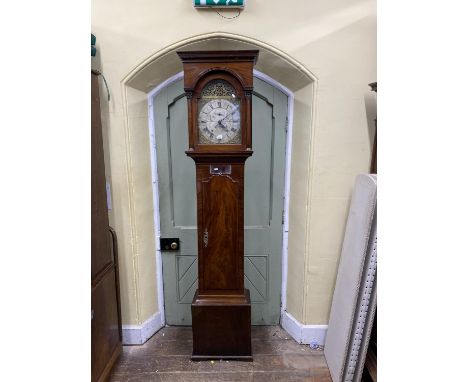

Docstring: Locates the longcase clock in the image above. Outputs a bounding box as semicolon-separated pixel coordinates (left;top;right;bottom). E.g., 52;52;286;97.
177;50;259;360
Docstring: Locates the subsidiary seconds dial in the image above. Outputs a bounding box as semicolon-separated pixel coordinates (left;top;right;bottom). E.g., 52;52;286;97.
198;99;241;144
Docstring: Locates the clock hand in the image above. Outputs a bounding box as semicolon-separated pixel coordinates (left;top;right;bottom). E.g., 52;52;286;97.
218;119;227;129
215;113;229;129
220;108;238;124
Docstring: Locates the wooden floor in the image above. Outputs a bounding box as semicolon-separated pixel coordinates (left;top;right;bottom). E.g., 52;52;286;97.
110;326;332;382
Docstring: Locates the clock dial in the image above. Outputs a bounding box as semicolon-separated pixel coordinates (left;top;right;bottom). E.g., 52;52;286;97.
198;80;241;144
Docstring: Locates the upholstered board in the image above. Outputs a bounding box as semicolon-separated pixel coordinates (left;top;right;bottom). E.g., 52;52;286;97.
324;174;377;382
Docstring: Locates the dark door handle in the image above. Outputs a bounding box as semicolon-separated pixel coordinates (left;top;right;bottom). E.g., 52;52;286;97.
160;238;180;251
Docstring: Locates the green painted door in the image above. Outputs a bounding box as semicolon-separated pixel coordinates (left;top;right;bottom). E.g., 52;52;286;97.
154;77;287;325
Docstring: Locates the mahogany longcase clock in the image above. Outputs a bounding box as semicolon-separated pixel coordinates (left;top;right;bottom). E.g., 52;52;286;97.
178;50;259;360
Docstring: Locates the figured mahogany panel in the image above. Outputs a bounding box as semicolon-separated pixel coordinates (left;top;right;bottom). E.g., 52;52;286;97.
201;174;239;291
197;164;245;294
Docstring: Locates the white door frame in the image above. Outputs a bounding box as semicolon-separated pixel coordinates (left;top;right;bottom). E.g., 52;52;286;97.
147;70;294;326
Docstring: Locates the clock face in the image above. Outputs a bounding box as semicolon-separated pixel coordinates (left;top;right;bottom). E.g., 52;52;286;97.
198;80;241;144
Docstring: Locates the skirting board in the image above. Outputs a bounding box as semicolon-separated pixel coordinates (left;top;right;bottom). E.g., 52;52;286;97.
123;310;324;346
122;312;164;345
281;311;328;346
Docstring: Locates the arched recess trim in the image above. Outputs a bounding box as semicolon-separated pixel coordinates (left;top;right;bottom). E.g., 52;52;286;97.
119;33;318;343
122;32;317;90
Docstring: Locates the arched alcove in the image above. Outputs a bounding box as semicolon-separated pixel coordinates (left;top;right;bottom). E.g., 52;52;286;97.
119;33;318;343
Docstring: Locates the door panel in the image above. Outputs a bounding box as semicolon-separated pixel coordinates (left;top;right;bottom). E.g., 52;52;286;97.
176;256;198;303
167;95;197;228
155;77;287;325
245;92;273;228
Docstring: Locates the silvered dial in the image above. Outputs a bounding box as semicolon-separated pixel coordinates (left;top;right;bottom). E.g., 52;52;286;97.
198;98;241;144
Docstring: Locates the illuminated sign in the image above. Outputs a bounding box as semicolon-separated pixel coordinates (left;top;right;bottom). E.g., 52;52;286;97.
194;0;245;8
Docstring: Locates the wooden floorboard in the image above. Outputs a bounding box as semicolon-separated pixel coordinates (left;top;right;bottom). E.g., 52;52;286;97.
109;326;332;382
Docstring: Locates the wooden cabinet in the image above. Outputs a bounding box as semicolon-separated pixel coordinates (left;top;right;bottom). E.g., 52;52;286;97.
91;72;122;381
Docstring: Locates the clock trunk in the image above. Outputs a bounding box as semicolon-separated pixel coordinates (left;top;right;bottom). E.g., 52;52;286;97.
197;164;244;293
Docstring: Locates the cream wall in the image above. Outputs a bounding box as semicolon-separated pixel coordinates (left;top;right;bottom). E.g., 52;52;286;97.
91;0;376;326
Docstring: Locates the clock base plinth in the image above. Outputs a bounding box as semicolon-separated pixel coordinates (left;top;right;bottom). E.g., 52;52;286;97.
191;289;252;361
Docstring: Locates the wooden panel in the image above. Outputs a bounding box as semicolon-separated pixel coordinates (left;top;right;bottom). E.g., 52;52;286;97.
91;269;121;382
199;169;241;292
191;290;252;359
91;74;112;279
91;72;122;382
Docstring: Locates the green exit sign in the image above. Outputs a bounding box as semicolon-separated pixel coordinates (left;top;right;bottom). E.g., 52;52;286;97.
194;0;245;8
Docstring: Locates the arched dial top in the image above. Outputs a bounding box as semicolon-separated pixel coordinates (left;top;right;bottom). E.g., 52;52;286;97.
197;80;241;144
